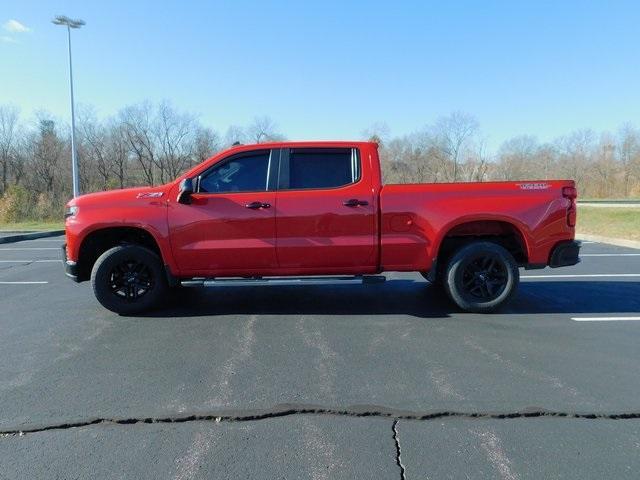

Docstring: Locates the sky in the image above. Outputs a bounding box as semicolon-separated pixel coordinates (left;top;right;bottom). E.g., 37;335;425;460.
1;0;639;151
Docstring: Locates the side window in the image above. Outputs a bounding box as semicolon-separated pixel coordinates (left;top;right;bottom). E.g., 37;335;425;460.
198;151;270;193
287;148;360;190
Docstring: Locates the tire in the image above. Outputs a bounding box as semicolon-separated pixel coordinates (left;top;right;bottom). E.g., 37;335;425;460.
443;241;519;313
91;245;168;315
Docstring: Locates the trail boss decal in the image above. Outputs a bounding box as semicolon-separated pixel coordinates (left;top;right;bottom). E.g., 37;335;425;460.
517;183;550;190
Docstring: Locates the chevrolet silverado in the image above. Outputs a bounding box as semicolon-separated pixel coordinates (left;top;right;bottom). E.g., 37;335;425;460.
63;141;580;314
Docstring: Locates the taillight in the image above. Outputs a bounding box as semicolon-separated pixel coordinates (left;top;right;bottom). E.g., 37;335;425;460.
563;186;577;227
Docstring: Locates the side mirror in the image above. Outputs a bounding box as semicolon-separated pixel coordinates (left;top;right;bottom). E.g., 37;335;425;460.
177;178;194;204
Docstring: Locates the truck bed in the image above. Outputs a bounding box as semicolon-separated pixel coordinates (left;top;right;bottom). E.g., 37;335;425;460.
379;180;576;271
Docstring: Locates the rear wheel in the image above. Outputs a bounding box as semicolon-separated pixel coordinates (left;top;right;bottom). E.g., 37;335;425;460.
91;245;168;315
443;241;519;313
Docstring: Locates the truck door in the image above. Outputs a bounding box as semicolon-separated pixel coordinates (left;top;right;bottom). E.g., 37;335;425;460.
168;149;278;276
275;147;377;272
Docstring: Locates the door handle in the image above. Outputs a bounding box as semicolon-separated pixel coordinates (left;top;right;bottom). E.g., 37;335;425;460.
245;201;271;209
343;199;368;207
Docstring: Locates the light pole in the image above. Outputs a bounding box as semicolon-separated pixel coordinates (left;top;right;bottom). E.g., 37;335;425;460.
52;15;85;198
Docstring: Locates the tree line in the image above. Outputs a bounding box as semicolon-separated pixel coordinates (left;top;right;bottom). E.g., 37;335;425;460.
0;102;284;222
0;102;638;222
373;112;640;199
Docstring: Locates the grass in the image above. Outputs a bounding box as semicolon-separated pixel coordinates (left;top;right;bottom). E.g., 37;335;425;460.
0;220;64;232
579;198;640;202
577;207;640;241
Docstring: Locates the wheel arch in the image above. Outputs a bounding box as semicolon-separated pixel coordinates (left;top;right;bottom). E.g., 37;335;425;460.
431;217;530;279
75;226;164;282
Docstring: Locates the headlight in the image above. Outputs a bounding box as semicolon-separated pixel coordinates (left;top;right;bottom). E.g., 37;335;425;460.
64;205;79;218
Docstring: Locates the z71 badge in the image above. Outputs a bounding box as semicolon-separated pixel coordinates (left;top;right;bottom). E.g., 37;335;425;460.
136;192;164;198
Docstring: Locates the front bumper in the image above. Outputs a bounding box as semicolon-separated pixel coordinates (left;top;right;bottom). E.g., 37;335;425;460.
549;240;581;268
61;244;80;282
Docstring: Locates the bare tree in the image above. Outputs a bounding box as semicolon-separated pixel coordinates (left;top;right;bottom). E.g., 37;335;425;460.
362;122;391;146
246;116;284;143
119;103;156;186
154;101;197;181
554;129;595;194
0;105;20;194
379;137;414;183
461;139;489;182
592;133;617;198
10;136;27;186
497;135;540;180
535;144;557;180
224;125;247;146
117;102;225;185
77;108;112;190
431;112;479;181
108;123;130;189
617;124;639;197
29;116;65;194
193;126;220;164
413;130;450;182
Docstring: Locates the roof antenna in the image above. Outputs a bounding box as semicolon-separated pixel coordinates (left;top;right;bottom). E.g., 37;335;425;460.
232;141;242;146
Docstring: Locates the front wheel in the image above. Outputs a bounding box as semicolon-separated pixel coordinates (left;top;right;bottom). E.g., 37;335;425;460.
91;245;168;315
443;241;519;313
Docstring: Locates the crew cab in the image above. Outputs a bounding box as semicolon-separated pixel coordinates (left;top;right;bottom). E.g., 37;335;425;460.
62;141;580;314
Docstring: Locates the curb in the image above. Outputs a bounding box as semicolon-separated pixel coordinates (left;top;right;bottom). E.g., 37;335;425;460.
577;233;640;250
0;230;64;245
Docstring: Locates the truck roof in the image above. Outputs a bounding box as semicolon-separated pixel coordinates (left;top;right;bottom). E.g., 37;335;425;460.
226;140;378;150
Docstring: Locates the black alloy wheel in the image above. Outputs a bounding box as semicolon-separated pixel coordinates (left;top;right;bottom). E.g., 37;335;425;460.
108;258;154;301
443;241;519;313
91;245;168;315
460;253;508;301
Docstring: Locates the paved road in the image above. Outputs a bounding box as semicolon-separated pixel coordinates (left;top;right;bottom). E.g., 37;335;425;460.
0;236;639;479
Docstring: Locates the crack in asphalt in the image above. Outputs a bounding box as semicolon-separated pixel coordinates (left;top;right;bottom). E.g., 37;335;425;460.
1;406;639;437
392;420;406;480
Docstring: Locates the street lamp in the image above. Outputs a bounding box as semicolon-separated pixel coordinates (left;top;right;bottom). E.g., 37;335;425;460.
52;15;85;198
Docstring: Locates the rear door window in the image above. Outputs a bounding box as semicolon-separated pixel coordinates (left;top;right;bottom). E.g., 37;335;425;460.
285;148;360;190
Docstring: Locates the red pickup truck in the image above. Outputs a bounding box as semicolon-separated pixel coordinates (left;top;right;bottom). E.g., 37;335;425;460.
63;141;579;314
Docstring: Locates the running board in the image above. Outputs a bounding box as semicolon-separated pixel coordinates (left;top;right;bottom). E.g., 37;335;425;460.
180;275;386;288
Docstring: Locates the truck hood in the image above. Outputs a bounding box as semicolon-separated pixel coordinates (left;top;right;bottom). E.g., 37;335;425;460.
66;186;171;208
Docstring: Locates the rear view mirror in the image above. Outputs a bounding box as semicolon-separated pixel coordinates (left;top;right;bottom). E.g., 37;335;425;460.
177;178;194;204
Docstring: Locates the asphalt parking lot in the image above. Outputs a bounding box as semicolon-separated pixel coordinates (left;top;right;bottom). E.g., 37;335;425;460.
0;236;639;479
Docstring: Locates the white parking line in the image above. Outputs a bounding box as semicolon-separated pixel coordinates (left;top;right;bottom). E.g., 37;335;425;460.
0;281;48;284
0;248;59;251
572;317;640;322
0;260;59;263
522;273;640;278
581;254;640;257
